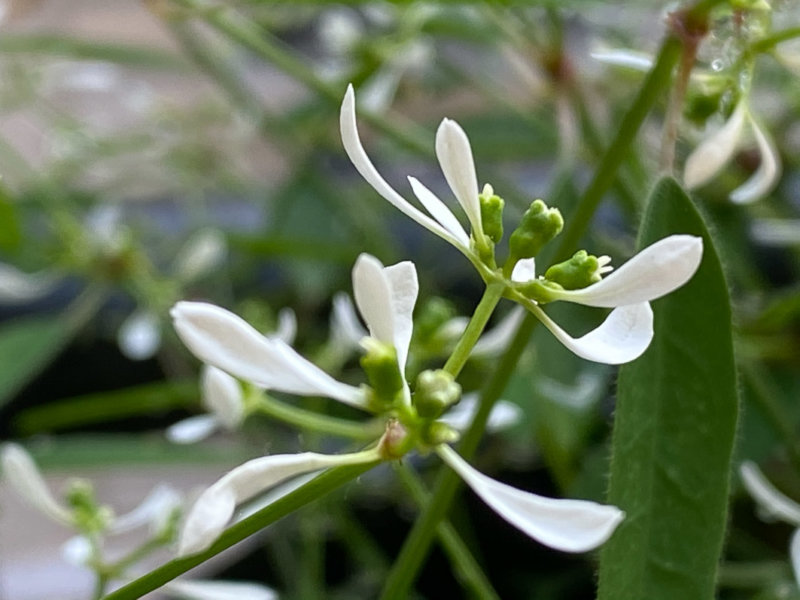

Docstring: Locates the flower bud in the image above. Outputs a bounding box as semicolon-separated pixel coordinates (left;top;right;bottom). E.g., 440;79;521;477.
66;479;113;534
422;421;461;446
508;199;563;261
479;184;504;244
360;338;404;405
379;419;414;460
544;250;607;290
413;369;461;419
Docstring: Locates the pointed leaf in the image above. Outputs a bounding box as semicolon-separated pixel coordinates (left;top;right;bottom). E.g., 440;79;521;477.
597;177;739;600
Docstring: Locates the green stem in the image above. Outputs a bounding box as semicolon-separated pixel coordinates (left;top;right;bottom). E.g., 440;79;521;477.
103;460;379;600
396;464;500;600
379;23;688;598
253;394;380;440
751;27;800;53
442;281;506;378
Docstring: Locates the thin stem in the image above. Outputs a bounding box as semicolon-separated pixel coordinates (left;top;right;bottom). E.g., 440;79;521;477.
443;281;506;378
396;464;501;600
103;460;379;600
751;27;800;53
252;393;380;440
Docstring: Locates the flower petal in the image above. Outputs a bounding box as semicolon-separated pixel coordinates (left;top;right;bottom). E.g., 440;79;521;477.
441;393;522;433
173;228;227;282
330;292;368;349
0;264;58;303
511;258;536;283
118;310;162;361
166;415;220;444
553;235;703;308
202;366;244;430
472;306;526;358
275;307;297;345
740;461;800;527
171;302;366;409
435;118;483;238
111;483;182;534
0;443;73;525
437;445;624;552
791;529;800;586
531;302;653;365
352;254;418;373
178;450;378;556
684;101;747;190
407;176;470;246
730;114;781;204
590;48;654;71
165;579;278;600
340;85;467;249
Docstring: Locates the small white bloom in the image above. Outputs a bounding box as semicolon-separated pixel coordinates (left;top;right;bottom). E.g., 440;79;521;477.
1;443;73;525
61;535;93;566
684;101;780;203
178;449;379;556
0;263;59;303
437;444;623;552
118;310;162;361
330;292;368;351
173;228;227;283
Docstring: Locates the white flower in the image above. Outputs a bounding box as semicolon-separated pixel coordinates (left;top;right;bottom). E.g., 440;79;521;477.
173;228;228;283
1;443;182;533
342;85;704;365
118;309;162;361
740;461;800;585
171;253;419;413
684;100;781;203
438;445;623;552
164;578;278;600
167;366;246;444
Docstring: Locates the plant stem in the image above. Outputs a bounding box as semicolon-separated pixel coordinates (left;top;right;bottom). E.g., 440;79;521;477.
396;464;500;600
443;281;506;378
751;26;800;53
253;393;380;440
102;460;378;600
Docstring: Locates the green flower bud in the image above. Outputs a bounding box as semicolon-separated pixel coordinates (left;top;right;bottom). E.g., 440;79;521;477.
508;199;563;261
66;479;113;534
422;421;461;446
360;338;404;405
514;278;563;304
413;369;461;419
479;184;504;244
544;250;606;290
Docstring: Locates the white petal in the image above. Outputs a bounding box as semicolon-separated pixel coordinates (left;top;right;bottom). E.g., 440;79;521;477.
275;308;297;345
202;366;244;430
511;258;536;283
61;536;93;566
340;85;467;249
330;292;368;349
165;579;277;600
111;483;182;534
531;302;654;365
791;529;800;587
472;306;526;358
0;443;73;525
352;254;418;373
750;219;800;246
436;316;469;343
435;118;483;238
178;451;375;556
441;393;522;433
0;263;58;303
555;235;703;308
730;114;781;204
437;445;624;552
382;260;418;372
166;415;220;444
178;485;237;556
118;310;162;361
407;176;470;246
740;461;800;527
174;228;227;282
684;101;747;189
590;48;654;71
171;302;366;410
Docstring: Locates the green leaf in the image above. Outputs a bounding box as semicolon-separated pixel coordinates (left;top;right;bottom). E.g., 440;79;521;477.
597;177;739;600
0;315;74;408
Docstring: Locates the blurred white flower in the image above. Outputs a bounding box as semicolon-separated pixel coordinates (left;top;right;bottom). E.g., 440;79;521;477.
118;310;162;361
173;228;228;283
